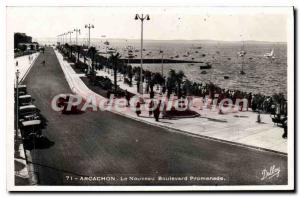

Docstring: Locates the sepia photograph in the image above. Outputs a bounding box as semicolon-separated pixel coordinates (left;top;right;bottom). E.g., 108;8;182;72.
6;6;294;191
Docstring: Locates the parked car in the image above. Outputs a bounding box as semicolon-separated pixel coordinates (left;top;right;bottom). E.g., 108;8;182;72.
16;85;27;95
18;95;32;106
20;120;42;139
19;105;39;121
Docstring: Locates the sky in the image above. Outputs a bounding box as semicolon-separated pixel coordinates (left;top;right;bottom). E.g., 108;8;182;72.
7;7;291;42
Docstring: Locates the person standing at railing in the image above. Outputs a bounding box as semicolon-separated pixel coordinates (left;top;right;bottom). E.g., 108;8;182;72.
148;99;154;116
136;100;141;116
153;100;161;121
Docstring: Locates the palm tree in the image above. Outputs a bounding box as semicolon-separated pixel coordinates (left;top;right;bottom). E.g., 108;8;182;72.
109;52;122;93
76;45;81;63
183;79;192;96
87;47;97;76
144;70;152;93
126;65;133;86
175;70;185;98
133;67;142;92
166;69;177;97
152;72;165;92
272;93;286;114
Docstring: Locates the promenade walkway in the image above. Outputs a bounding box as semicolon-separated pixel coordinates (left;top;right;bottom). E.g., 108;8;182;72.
58;49;287;154
15;52;40;82
21;47;287;185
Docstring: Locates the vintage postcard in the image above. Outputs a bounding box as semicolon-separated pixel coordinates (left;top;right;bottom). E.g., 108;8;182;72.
6;6;294;191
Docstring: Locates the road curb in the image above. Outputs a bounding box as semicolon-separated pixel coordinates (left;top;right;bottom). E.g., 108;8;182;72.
20;52;40;83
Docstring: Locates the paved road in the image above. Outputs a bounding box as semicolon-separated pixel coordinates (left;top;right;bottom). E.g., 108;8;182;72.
22;47;287;185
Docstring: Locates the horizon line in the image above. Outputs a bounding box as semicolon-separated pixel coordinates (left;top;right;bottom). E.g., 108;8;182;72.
34;37;287;43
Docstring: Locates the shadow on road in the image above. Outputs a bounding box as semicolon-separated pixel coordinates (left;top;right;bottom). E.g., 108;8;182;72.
23;136;55;150
205;117;228;123
27;160;89;177
233;115;249;118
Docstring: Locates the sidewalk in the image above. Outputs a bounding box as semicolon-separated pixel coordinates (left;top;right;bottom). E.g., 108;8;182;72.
15;52;40;82
14;129;30;185
14;52;40;185
56;49;287;154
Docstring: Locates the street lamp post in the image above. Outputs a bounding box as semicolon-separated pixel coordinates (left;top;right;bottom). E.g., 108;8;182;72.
15;69;20;133
85;24;94;47
74;28;81;45
135;14;150;94
160;50;164;77
61;34;63;45
85;24;94;74
63;33;66;44
59;34;62;45
68;31;73;44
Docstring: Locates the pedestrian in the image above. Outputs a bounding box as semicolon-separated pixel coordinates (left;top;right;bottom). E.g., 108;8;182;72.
282;120;287;139
107;90;111;99
153;100;161;121
136;100;141;116
256;111;261;123
150;91;154;99
148;99;154;116
125;90;130;107
162;101;167;119
162;86;166;94
248;92;252;111
16;61;18;67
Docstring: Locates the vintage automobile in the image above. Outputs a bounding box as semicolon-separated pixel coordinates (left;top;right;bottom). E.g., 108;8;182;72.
18;95;32;106
19;104;39;121
16;84;27;95
20;119;42;139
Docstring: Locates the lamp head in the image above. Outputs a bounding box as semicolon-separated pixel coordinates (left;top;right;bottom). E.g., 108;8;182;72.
135;14;139;20
91;25;94;28
85;24;88;28
146;15;150;20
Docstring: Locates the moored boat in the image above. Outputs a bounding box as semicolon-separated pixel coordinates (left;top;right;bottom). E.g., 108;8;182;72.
200;62;212;69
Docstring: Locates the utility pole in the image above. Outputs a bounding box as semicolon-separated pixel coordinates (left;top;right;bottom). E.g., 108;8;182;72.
160;50;164;77
85;24;94;47
74;28;80;45
15;69;20;134
135;14;150;95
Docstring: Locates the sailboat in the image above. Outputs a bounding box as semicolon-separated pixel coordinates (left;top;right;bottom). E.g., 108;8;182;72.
264;49;275;59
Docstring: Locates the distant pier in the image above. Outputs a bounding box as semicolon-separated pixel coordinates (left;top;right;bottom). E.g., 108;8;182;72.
120;58;199;64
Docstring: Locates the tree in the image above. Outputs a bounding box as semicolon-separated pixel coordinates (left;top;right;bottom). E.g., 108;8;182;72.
166;69;177;97
144;70;152;93
175;70;185;98
109;52;122;93
87;47;98;76
166;69;185;98
126;65;133;86
183;79;192;96
76;45;81;63
272;93;286;114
